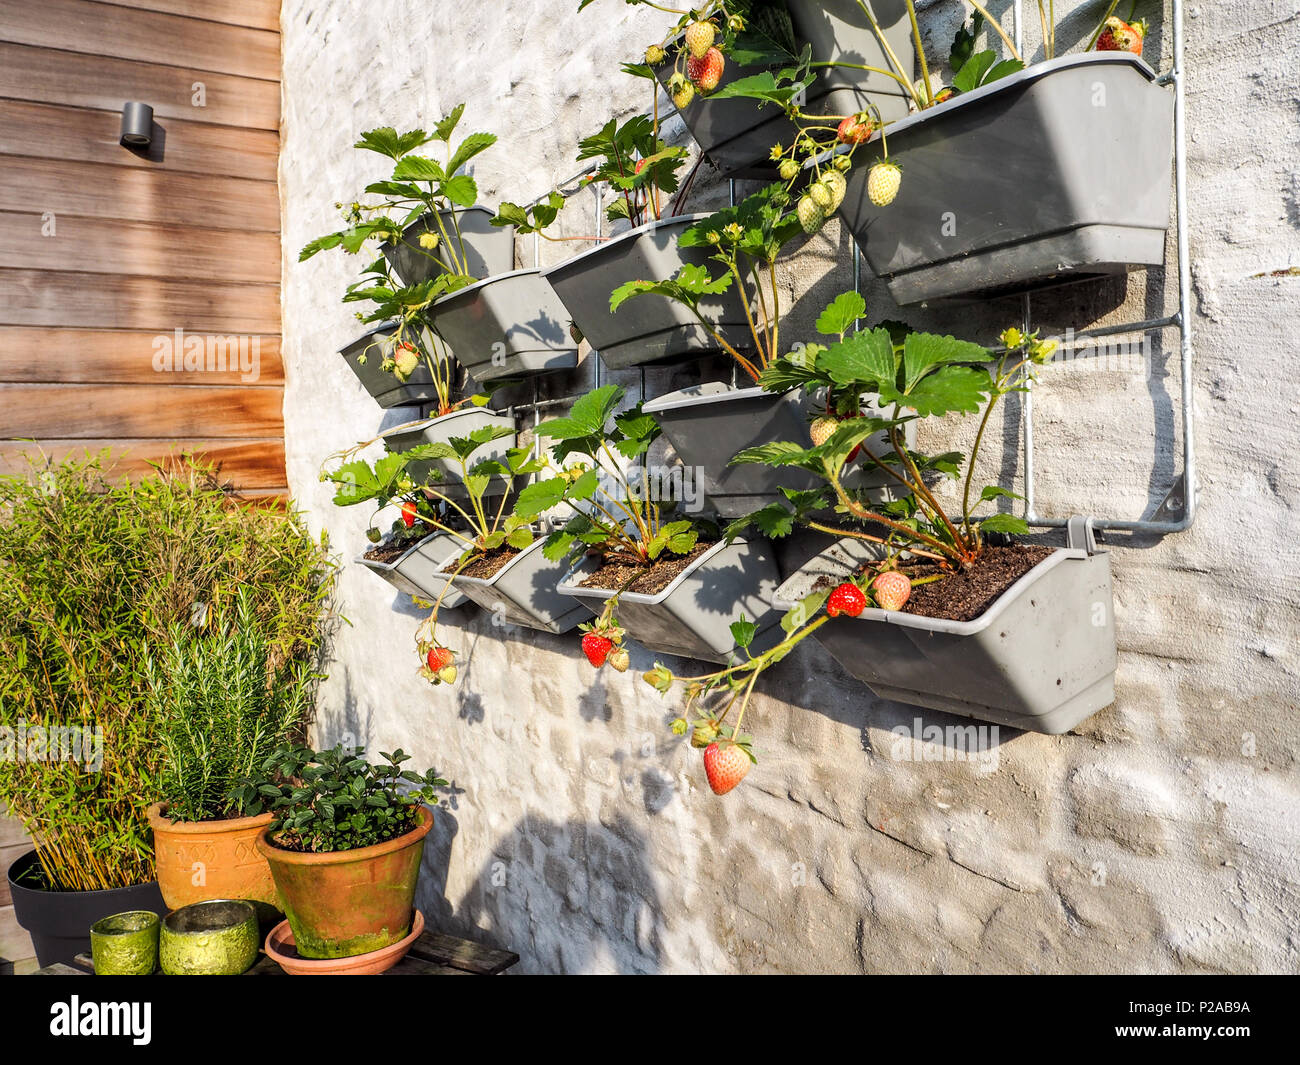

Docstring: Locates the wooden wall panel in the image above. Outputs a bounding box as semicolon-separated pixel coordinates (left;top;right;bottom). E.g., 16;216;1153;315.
0;99;280;180
0;213;281;283
0;384;285;438
0;439;288;488
0;0;280;80
103;0;281;32
0;0;286;500
0;158;280;231
0;43;280;130
0;328;284;385
0;270;280;333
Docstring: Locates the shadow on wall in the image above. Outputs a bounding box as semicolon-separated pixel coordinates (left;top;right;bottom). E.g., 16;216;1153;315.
416;811;664;974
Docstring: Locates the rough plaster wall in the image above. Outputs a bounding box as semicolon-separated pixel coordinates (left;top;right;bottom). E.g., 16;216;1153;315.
280;1;1300;973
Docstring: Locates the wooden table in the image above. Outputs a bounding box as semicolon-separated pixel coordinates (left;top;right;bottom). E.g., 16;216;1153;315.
37;928;520;976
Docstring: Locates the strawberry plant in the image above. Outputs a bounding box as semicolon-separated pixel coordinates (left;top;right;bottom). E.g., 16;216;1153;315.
511;384;711;669
641;304;1058;794
323;426;544;682
300;107;499;416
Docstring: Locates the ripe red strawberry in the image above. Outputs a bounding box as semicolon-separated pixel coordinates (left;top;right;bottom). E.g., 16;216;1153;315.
826;582;867;618
703;742;751;795
687;46;725;92
837;114;875;144
426;646;453;672
684;20;715;59
400;500;418;528
1096;16;1146;55
581;631;614;668
872;570;912;611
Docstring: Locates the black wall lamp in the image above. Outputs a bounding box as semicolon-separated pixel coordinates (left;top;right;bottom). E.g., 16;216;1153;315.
120;102;154;148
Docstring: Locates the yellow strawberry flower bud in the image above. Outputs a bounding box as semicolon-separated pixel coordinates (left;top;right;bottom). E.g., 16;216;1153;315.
1000;327;1025;349
770;142;784;160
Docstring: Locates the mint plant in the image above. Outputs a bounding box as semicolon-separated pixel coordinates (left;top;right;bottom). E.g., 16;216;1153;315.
232;744;446;854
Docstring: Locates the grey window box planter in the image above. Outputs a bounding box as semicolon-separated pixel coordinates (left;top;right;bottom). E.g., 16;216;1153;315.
643;381;907;520
339;321;452;410
446;538;592;634
432;268;580;384
382;206;516;287
839;53;1174;305
655;0;914;177
356;531;470;608
380;408;516;500
557;537;785;665
772;530;1117;734
540;215;758;370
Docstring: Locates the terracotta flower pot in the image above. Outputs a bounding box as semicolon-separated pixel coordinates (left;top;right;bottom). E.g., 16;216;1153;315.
148;803;279;923
264;910;425;975
256;805;432;960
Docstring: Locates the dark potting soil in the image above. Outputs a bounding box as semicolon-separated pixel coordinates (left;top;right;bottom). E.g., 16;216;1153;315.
812;543;1054;623
363;527;427;564
578;541;715;597
896;545;1053;622
455;545;520;581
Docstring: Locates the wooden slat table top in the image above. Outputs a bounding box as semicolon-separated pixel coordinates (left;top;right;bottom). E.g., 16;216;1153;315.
49;928;520;976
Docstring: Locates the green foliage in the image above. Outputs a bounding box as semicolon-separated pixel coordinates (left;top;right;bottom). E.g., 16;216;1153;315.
152;591;317;824
951;50;1024;94
0;454;336;891
231;745;446;854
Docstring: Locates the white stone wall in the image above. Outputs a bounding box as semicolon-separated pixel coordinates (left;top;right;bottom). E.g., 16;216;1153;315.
280;1;1300;973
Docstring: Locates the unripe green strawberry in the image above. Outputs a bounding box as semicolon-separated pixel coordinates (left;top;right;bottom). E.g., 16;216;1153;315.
608;647;630;673
646;44;666;65
809;416;838;446
366;526;382;544
796;194;826;234
669;74;695;110
867;161;902;207
779;158;800;181
833;155;852;172
393;341;420;378
819;170;847;212
809;182;833;209
684;20;715;58
691;720;719;749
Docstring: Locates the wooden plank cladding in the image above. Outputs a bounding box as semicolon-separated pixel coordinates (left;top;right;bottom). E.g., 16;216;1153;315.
0;0;280;81
101;0;281;33
0;384;285;438
0;158;280;232
0;0;286;498
0;99;280;180
0;439;288;488
0;328;284;385
0;43;280;130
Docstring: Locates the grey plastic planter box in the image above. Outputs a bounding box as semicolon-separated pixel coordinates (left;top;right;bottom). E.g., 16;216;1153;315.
839;53;1174;305
447;538;591;634
356;531;470;608
656;0;914;177
540;215;758;370
383;206;516;287
557;538;784;665
773;532;1117;734
339;321;452;410
643;381;907;520
381;408;516;500
432;268;580;383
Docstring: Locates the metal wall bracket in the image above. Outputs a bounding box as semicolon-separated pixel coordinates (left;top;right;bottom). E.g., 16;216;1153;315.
1066;516;1099;555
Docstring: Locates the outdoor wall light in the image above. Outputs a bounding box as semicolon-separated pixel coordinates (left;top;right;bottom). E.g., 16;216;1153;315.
120;102;154;148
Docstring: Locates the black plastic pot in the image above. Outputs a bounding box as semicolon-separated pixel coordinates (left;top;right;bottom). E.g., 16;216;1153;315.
338;321;455;410
7;850;167;968
656;0;914;177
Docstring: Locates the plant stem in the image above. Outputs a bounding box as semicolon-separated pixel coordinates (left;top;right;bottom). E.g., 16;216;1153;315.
965;2;1024;63
904;0;934;106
